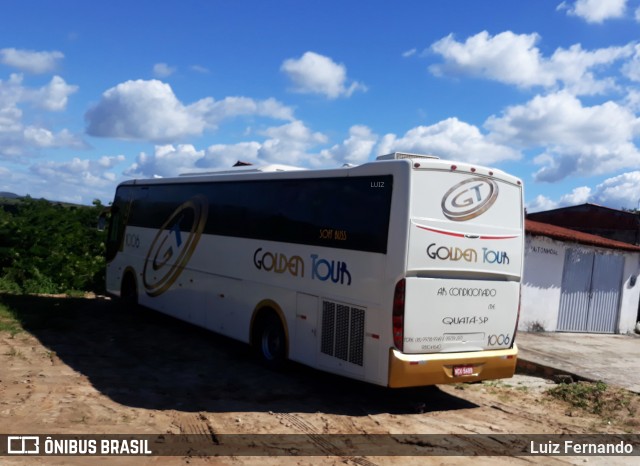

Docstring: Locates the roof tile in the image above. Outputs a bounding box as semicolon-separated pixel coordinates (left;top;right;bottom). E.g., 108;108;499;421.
526;219;640;252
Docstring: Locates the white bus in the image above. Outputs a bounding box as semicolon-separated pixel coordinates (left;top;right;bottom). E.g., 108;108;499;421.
104;152;523;388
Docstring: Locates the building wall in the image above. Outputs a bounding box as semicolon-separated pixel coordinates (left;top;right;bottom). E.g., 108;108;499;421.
521;236;566;332
521;234;640;334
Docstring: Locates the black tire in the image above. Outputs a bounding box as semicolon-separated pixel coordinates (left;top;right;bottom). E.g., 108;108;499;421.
254;313;287;369
120;273;138;311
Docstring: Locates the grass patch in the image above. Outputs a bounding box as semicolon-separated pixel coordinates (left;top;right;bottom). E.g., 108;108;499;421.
546;381;638;429
0;293;79;334
547;381;610;414
0;301;22;335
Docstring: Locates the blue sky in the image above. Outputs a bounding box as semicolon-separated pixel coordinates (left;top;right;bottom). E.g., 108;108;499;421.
2;0;640;212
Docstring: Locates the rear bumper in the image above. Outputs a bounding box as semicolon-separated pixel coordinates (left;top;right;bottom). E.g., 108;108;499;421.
388;344;518;388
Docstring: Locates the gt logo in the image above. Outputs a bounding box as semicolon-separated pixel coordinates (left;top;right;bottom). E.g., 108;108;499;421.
142;195;208;297
441;177;498;221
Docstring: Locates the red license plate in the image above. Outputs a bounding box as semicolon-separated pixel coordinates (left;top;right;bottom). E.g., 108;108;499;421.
453;365;474;377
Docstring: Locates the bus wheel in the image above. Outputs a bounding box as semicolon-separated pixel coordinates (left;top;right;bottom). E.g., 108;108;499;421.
121;273;138;311
255;314;287;369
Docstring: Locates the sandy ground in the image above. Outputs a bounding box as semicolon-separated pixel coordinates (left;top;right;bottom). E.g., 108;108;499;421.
0;294;637;465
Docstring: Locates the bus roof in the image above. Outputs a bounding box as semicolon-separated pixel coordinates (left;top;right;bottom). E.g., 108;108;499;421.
117;154;521;187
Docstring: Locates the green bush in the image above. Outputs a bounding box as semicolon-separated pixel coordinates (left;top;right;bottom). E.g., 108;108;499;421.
0;197;106;294
0;276;21;294
22;269;59;295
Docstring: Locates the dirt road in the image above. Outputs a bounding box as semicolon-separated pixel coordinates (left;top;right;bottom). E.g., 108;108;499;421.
0;294;636;465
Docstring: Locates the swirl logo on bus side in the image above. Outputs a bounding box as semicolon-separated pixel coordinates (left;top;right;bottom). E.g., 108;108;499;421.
441;177;498;221
143;195;208;297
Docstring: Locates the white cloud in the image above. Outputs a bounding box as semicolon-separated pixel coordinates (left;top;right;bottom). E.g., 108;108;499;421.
589;171;640;208
547;43;631;94
402;48;417;58
190;65;210;74
220;123;373;169
257;120;327;165
0;81;22;141
0;167;24;196
526;194;559;213
281;51;366;99
23;127;83;149
85;80;205;141
28;155;126;203
27;76;78;111
558;0;627;23
124;120;383;178
429;31;632;95
193;96;294;126
527;172;640;212
527;187;594;213
0;48;64;74
485;92;640;181
620;44;640;82
1;74;77;112
153;63;176;78
487;92;637;147
85;80;294;143
623;88;640;111
0;74;25;109
125;144;205;178
430;31;553;88
319;125;378;166
559;186;593;205
377;117;520;165
125;121;326;178
0;74;84;160
34;155;125;175
200;142;262;169
124;121;327;178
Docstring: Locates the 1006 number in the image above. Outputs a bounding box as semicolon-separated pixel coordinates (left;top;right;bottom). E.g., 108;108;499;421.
487;334;510;346
125;234;140;248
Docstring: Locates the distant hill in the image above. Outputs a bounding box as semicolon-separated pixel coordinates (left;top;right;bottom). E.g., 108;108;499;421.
0;194;91;209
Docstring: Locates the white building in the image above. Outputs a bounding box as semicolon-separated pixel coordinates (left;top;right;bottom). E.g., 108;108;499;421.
521;220;640;334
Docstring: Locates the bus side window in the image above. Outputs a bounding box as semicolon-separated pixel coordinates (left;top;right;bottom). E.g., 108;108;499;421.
108;206;120;241
105;204;124;262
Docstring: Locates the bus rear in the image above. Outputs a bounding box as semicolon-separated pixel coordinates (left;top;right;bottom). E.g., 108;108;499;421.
387;156;523;387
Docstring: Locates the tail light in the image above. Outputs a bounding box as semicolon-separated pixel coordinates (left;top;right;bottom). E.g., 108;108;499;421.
392;279;405;351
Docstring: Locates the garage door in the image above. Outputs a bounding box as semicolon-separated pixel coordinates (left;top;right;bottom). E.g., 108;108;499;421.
557;249;624;333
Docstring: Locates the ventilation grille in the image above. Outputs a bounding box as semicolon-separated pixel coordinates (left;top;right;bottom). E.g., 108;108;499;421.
320;300;365;366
